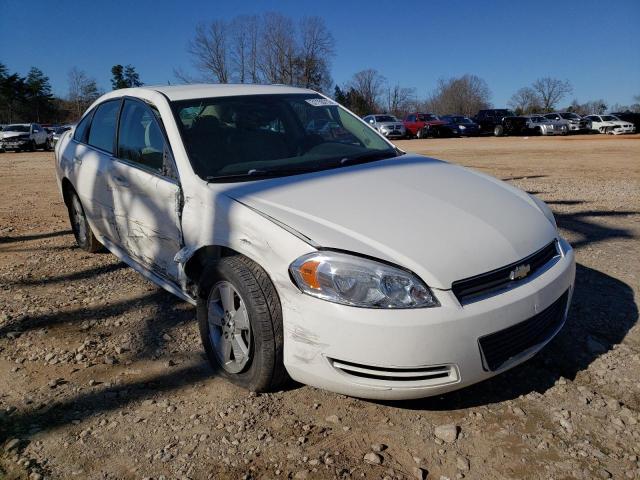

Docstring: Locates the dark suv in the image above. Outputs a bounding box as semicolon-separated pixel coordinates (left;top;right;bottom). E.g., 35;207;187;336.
474;109;516;136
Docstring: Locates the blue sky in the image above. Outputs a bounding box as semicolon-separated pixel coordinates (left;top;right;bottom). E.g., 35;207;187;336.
1;0;639;107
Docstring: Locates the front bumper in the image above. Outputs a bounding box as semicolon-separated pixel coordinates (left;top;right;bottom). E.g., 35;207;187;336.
1;138;29;149
281;237;575;400
381;129;406;138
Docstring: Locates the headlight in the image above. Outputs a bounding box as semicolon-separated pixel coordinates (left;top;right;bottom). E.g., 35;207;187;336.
529;194;557;230
289;251;439;308
459;125;466;130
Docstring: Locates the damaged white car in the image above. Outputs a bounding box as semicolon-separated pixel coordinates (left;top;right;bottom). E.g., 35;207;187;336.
54;85;575;400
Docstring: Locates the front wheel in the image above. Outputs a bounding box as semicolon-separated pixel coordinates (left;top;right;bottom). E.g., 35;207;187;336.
197;256;288;392
494;125;504;136
416;128;424;139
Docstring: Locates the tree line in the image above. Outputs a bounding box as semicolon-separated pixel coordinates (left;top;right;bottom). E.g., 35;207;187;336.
0;63;144;124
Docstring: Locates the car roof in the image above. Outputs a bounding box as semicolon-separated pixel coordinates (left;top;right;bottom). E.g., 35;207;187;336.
110;83;316;101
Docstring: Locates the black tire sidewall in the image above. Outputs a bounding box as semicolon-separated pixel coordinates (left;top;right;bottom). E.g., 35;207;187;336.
197;257;281;392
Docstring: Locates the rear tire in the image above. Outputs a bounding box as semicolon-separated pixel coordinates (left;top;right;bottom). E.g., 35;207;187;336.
67;190;102;253
197;255;288;392
494;125;504;136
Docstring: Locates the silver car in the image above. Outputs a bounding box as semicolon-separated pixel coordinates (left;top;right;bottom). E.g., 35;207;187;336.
363;114;406;138
543;112;589;134
525;115;557;135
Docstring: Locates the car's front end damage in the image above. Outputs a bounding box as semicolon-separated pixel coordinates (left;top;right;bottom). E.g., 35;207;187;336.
211;154;576;400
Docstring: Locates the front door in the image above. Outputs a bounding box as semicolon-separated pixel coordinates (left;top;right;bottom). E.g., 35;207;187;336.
109;98;183;281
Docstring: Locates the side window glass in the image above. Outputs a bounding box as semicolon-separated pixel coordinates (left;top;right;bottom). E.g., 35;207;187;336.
74;110;94;142
117;99;165;173
88;100;120;153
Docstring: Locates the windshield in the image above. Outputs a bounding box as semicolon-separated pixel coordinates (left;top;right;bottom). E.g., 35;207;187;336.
3;125;29;132
374;115;397;123
559;113;580;120
530;116;545;122
600;115;616;121
416;114;438;121
452;116;473;124
172;94;397;181
55;126;71;134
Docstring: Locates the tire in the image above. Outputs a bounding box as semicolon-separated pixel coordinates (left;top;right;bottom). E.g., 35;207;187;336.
416;128;424;139
28;140;35;152
67;190;102;253
45;139;53;151
561;125;569;136
535;127;542;136
494;125;504;136
197;255;288;392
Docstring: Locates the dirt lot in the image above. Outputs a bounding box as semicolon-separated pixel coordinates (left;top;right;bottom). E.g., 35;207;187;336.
1;135;639;480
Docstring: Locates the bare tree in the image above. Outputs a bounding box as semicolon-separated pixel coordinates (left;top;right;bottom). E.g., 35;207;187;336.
68;67;99;118
426;74;491;115
508;86;542;114
259;12;297;85
229;15;260;83
531;77;572;112
349;69;386;113
297;16;335;92
385;83;416;117
188;20;230;83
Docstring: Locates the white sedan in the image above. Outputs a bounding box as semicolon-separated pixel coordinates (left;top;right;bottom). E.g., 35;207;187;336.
55;84;575;400
585;114;636;134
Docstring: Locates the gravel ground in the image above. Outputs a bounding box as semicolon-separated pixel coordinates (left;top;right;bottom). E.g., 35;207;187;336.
0;134;639;480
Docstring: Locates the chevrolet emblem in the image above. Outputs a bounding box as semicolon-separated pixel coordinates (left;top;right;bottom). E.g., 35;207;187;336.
509;264;531;281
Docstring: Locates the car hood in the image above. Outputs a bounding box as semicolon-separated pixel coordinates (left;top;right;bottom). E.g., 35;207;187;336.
223;155;556;289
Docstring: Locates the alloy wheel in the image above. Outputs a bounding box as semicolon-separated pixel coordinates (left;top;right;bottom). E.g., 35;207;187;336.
207;281;252;374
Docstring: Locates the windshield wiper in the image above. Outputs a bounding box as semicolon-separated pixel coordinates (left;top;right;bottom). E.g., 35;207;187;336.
338;150;400;167
205;168;312;183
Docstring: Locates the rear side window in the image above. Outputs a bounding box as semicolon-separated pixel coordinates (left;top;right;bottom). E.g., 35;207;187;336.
117;99;165;173
88;100;121;153
73;110;94;142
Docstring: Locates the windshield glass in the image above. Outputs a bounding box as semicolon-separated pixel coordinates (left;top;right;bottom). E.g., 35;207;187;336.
374;115;397;123
172;94;397;181
600;115;616;121
452;116;473;124
559;113;580;120
530;116;545;122
3;125;29;132
416;114;438;121
55;126;71;134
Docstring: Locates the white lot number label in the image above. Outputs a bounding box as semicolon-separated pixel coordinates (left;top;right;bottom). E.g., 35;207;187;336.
305;98;336;107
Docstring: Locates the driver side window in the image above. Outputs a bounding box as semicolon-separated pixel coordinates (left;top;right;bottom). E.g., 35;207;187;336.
117;99;168;175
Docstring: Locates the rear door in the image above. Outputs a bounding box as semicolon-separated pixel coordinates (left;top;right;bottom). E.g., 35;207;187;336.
67;99;122;241
110;98;183;281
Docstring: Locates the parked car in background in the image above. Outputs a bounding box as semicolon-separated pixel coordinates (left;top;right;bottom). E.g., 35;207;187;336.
584;115;618;134
53;125;73;145
55;84;575;400
362;114;406;139
474;109;516;136
431;115;480;137
607;115;636;134
403;112;445;138
524;115;557;135
543;112;589;134
611;111;640;130
0;123;51;151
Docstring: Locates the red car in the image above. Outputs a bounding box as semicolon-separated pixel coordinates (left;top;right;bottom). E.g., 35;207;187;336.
403;113;446;138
